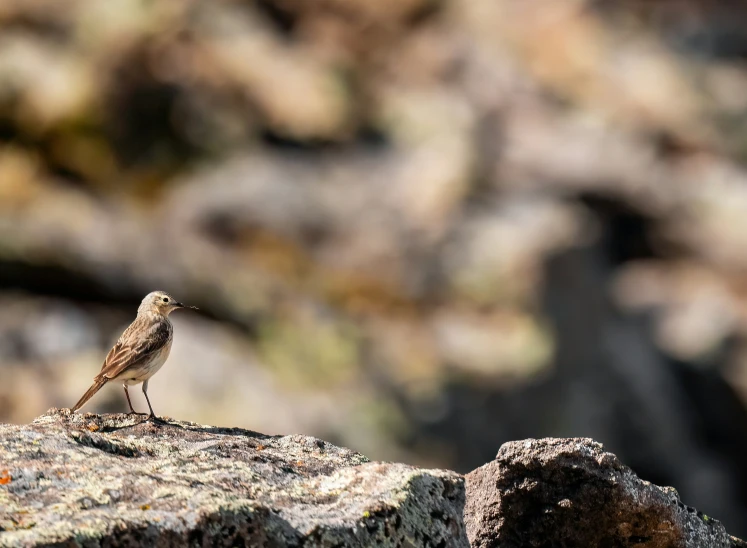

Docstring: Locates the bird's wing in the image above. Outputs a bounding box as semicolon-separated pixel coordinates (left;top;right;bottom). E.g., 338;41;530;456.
98;318;172;380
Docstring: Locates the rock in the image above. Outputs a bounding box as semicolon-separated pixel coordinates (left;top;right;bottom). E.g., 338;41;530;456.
0;409;467;547
2;416;743;548
464;437;746;548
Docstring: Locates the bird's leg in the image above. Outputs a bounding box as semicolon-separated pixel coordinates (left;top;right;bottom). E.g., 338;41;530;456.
142;381;165;423
123;384;147;415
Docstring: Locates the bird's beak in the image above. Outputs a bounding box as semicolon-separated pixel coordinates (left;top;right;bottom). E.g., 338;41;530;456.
175;302;198;310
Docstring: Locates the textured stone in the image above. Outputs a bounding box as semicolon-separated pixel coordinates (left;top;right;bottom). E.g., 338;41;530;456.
464;438;746;548
0;409;467;547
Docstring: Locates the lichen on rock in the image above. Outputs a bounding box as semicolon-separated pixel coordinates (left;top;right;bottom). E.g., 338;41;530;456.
3;413;744;547
0;409;467;547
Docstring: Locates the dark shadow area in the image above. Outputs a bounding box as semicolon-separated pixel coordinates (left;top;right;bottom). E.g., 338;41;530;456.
164;423;278;441
0;259;257;338
66;412;279;440
0;259;142;309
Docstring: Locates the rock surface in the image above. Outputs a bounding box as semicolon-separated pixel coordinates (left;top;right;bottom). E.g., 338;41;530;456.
2;413;744;548
0;410;467;547
465;438;747;548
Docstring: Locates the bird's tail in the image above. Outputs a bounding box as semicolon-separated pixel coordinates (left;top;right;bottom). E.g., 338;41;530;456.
71;377;107;412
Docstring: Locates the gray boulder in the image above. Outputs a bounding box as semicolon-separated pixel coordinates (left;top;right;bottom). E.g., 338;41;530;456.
0;409;467;547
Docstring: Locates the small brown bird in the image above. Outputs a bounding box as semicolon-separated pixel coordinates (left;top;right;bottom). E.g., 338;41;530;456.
71;291;196;419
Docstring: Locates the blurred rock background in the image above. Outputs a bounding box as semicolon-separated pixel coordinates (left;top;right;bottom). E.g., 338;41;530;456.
2;0;747;534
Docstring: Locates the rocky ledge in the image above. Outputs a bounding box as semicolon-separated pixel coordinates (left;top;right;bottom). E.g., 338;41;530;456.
0;410;744;547
0;410;466;547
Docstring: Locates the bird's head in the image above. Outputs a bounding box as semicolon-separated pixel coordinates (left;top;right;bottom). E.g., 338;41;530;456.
138;291;197;316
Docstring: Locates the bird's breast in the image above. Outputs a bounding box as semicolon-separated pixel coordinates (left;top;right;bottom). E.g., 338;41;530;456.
139;339;173;379
121;339;173;384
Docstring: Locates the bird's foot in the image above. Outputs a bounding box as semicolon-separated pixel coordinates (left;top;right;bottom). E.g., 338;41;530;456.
127;411;148;416
147;414;168;424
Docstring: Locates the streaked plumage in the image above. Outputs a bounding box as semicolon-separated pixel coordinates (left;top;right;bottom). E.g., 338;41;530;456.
100;316;172;383
71;291;196;419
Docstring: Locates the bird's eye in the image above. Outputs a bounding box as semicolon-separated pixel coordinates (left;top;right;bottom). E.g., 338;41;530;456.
163;297;169;303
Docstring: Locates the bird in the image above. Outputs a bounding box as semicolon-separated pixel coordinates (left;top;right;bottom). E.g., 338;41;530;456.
71;290;197;420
